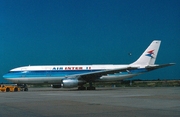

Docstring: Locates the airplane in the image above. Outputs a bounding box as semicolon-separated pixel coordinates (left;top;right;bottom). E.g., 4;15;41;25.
3;40;175;91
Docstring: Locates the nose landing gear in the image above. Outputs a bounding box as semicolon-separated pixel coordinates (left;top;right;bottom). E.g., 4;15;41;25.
17;84;28;91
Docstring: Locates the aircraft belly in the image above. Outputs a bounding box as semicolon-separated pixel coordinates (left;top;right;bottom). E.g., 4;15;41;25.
5;78;28;84
6;77;63;84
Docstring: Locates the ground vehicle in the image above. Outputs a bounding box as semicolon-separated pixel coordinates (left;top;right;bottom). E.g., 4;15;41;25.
0;85;20;92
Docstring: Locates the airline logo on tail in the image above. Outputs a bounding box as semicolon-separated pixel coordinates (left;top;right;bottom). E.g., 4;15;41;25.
146;50;154;58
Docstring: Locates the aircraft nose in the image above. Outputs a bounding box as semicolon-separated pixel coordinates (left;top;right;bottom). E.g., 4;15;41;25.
3;72;17;78
3;73;13;78
3;74;9;78
3;73;18;83
3;73;14;80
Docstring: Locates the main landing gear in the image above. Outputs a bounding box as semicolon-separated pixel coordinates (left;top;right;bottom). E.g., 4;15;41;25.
78;82;96;90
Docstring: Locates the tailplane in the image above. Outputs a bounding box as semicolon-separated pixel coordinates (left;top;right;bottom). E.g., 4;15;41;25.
131;40;161;67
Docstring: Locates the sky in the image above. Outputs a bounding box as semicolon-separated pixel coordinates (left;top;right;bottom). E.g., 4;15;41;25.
0;0;180;83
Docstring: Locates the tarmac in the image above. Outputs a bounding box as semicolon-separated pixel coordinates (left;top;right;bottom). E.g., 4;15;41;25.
0;87;180;117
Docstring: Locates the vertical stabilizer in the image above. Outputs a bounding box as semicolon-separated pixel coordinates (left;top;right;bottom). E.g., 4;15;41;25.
131;40;161;67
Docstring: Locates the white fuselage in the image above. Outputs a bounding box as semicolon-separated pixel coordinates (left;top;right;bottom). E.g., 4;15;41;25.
3;64;144;84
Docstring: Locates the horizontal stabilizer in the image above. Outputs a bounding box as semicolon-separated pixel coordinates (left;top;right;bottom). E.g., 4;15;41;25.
146;63;175;70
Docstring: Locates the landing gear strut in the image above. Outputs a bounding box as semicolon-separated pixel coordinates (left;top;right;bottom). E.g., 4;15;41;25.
77;82;96;90
18;84;28;91
87;82;96;90
23;84;28;91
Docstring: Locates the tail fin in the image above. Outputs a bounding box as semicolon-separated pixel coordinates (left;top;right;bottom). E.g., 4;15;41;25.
131;40;161;67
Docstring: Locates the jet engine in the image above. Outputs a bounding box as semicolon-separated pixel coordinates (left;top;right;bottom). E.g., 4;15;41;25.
61;78;85;88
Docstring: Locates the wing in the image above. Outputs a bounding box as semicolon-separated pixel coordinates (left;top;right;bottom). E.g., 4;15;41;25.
67;67;138;82
66;63;175;82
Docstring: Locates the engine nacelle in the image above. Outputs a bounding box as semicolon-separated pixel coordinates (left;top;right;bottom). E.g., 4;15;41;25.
51;84;61;88
61;79;85;88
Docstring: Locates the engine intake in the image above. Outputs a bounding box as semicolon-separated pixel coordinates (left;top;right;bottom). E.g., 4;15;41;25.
62;79;85;88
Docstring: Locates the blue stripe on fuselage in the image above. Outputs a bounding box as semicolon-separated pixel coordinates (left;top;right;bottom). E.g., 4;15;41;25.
4;70;101;78
3;68;148;79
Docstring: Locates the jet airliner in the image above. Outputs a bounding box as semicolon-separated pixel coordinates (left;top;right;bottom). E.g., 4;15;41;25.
3;40;175;91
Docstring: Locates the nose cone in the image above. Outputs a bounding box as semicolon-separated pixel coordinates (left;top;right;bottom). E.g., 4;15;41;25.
3;73;11;81
3;73;17;83
3;73;10;79
3;72;18;78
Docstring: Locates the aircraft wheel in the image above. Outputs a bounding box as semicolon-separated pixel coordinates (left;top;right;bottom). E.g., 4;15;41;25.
24;88;28;91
